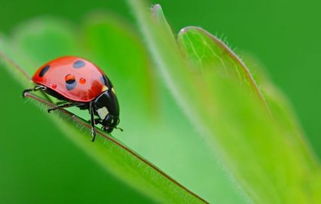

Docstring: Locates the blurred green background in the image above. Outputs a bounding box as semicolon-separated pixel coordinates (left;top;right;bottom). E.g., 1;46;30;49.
1;0;320;203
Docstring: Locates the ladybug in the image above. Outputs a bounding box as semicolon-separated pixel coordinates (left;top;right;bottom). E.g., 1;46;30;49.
23;56;120;141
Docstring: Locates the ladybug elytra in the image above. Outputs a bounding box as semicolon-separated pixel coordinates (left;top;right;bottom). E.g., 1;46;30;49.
23;56;120;141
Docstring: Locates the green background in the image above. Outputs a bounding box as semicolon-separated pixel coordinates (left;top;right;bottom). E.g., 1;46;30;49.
0;0;320;203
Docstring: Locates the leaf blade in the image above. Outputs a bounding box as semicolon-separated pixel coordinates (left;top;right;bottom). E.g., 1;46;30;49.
127;1;321;203
177;26;321;203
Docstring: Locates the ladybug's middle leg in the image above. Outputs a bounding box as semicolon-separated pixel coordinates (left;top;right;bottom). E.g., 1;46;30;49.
47;103;79;113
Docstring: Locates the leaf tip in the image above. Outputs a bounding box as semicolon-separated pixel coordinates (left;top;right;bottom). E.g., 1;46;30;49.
151;3;162;10
151;4;165;20
177;26;209;41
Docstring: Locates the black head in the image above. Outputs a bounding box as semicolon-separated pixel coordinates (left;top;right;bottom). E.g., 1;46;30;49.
93;90;120;133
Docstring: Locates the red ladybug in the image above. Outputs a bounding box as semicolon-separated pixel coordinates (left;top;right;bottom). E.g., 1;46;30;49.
23;56;120;141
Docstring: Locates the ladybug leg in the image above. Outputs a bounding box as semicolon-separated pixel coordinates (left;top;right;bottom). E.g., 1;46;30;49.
22;85;46;97
56;101;67;105
47;103;78;113
115;127;124;132
89;101;97;142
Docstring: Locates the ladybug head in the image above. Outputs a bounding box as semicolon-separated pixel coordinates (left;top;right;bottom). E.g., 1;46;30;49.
93;91;120;133
101;118;120;133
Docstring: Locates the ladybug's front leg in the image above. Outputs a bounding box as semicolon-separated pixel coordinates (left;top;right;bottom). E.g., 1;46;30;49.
22;85;46;97
89;101;97;142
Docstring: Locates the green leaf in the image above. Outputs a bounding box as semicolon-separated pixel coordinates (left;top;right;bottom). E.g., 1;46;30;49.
242;54;319;166
82;13;246;203
177;26;267;106
127;1;321;203
176;21;321;204
0;18;207;203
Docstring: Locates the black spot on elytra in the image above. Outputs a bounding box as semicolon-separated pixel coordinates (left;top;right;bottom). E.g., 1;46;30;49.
66;80;77;90
65;74;77;90
39;65;50;77
73;60;85;68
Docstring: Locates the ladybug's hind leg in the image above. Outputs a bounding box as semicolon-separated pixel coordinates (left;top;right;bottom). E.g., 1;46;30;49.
22;85;46;97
